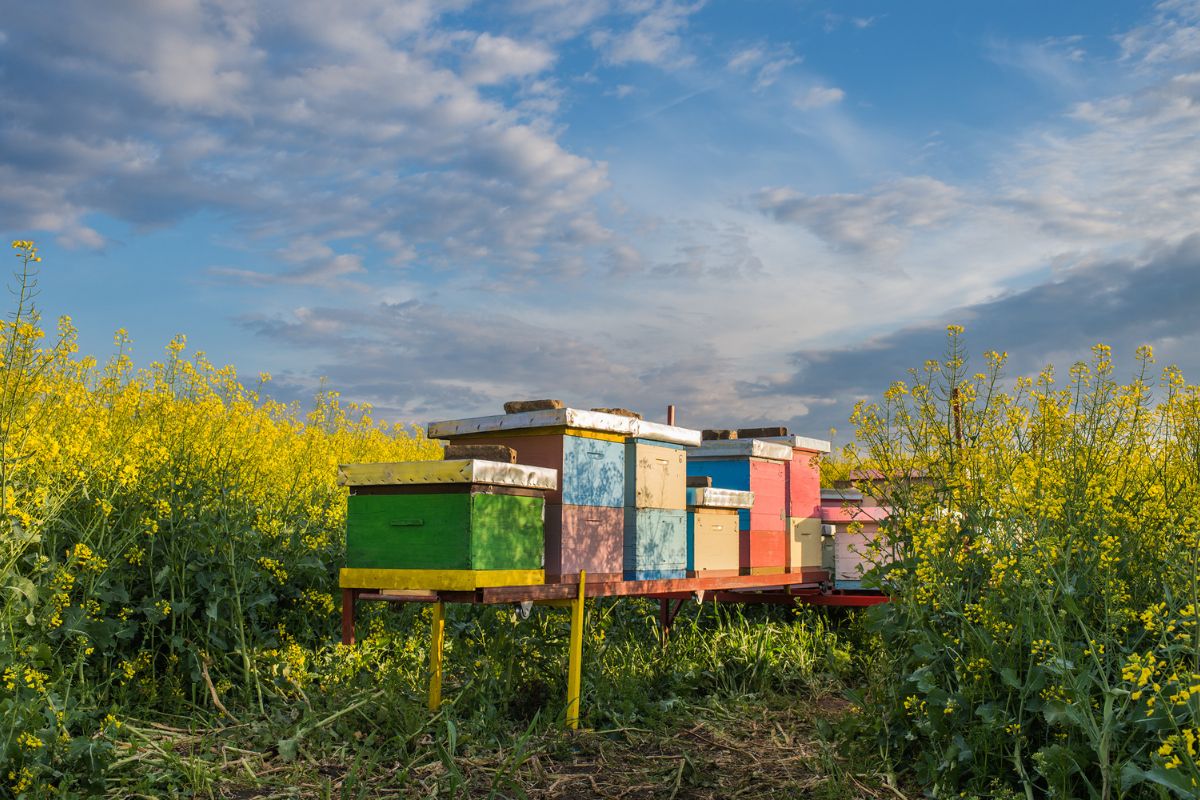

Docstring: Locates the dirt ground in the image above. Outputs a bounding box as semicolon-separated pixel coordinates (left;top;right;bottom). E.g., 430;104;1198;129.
201;698;908;799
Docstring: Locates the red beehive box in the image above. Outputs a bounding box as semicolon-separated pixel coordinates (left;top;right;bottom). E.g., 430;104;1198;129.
686;439;792;574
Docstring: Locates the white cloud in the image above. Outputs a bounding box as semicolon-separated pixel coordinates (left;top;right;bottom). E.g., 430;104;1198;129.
755;176;964;255
464;33;555;84
726;42;800;90
0;0;610;280
794;85;845;109
593;1;703;67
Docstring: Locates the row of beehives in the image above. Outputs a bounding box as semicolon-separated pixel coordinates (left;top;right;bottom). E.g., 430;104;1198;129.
337;404;889;592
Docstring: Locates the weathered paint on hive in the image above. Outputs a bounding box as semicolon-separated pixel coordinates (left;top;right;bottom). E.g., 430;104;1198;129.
758;439;826;518
428;408;701;446
338;459;558;489
747;460;787;532
819;505;889;524
786;516;824;572
544;504;623;582
449;433;625;507
345;492;544;571
562;435;625;507
739;530;787;574
686;486;754;509
441;426;624;443
339;568;543;590
625;439;687;509
626;568;688;580
623;507;687;573
688;509;740;575
832;521;882;583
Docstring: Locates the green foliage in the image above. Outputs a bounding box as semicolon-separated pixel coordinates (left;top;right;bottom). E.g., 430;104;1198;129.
847;328;1200;799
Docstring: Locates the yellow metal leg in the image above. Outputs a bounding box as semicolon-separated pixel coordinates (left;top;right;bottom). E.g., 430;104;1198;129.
428;601;445;711
565;570;586;729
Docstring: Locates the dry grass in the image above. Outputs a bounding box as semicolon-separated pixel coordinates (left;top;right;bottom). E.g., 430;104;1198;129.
114;699;909;799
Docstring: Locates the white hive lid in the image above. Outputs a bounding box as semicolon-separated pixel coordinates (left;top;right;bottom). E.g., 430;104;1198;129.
760;435;831;453
427;408;701;447
338;460;558;490
686;438;794;462
687;487;755;509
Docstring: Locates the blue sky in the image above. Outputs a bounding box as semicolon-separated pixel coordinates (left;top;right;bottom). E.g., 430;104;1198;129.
2;0;1197;436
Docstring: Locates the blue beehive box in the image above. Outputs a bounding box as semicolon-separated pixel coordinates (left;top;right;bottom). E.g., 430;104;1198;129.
623;507;687;580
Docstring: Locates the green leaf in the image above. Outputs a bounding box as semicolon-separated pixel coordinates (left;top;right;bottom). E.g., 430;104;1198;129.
277;737;298;762
6;576;38;607
1139;764;1199;797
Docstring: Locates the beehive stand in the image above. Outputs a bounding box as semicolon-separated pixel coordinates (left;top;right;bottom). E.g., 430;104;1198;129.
341;570;883;727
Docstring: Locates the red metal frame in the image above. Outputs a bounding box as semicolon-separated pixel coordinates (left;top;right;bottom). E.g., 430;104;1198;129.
341;570;888;644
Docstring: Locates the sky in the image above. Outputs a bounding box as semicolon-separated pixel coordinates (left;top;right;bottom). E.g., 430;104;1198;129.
1;0;1198;438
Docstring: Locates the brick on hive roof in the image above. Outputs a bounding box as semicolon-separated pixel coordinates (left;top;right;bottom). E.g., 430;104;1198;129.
443;443;518;463
503;399;564;413
590;407;642;419
736;426;788;438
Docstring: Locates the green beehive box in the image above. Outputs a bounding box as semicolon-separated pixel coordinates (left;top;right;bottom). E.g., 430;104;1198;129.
346;490;545;570
340;460;558;581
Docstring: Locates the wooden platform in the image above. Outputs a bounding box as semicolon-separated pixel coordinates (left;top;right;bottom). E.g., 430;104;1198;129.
343;570;885;611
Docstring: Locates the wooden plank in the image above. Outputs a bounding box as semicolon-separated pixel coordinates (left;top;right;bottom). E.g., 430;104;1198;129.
504;399;564;413
480;571;832;603
339;568;544;590
686;475;712;487
701;429;736;440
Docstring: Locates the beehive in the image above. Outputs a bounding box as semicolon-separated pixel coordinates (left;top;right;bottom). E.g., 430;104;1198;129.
687;439;792;574
761;435;831;572
819;488;889;588
624;508;687;580
686;486;753;577
429;408;700;582
625;439;687;509
338;460;556;591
